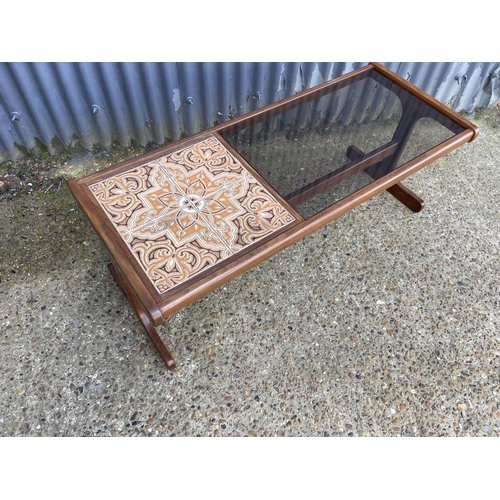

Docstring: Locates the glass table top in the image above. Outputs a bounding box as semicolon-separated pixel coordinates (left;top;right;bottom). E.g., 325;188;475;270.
221;68;466;219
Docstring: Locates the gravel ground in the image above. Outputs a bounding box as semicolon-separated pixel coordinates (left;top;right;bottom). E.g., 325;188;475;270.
1;105;499;437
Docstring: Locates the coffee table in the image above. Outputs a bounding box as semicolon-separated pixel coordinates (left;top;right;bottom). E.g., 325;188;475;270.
68;62;479;369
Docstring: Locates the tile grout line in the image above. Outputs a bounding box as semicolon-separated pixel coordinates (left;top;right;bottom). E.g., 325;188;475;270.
106;135;292;239
154;137;298;250
116;159;244;241
154;159;236;255
88;164;236;294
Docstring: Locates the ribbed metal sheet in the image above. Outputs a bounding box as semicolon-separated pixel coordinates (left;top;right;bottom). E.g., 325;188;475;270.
1;62;498;161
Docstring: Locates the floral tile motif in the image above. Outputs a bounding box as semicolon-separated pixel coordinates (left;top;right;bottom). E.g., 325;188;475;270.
220;178;297;252
90;135;296;294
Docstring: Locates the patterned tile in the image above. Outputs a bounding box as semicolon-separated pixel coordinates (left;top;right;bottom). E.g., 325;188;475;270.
90;135;296;294
220;178;297;252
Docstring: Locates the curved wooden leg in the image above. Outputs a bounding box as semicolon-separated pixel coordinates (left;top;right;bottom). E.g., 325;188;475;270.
108;263;177;370
386;182;425;213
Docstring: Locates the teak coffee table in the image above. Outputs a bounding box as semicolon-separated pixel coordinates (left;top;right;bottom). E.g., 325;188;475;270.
68;62;479;369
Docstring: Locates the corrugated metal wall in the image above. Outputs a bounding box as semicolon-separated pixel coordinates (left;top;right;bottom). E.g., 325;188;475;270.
1;62;498;162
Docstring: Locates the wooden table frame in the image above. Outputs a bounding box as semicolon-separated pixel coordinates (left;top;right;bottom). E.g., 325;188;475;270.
68;62;479;370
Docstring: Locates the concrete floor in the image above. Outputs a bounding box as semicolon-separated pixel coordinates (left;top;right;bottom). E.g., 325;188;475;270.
1;105;499;437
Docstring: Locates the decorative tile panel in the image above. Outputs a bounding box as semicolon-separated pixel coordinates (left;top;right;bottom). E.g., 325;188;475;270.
90;136;296;294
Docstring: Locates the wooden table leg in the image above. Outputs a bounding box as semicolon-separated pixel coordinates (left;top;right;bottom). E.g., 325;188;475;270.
345;145;425;213
346;144;425;212
108;263;177;370
386;182;425;213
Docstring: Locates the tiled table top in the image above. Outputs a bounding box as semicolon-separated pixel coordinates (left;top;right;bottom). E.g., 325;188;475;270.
89;135;296;294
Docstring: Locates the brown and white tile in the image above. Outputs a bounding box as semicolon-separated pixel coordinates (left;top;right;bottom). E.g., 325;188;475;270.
90;135;296;294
